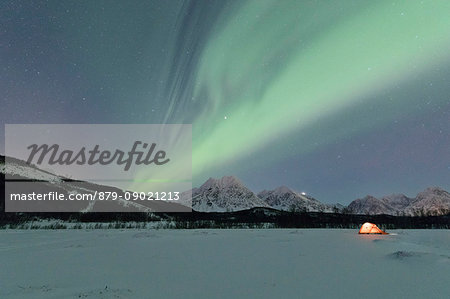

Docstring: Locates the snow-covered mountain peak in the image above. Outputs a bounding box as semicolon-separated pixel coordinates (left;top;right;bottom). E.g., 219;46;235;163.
347;195;393;215
381;193;412;210
417;186;449;198
190;176;269;212
200;176;245;191
258;186;331;212
272;185;296;195
361;195;378;201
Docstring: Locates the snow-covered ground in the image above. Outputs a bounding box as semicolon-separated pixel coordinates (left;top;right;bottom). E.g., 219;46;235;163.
0;229;449;299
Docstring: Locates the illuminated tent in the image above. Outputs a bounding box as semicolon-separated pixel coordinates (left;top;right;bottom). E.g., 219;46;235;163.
358;222;388;234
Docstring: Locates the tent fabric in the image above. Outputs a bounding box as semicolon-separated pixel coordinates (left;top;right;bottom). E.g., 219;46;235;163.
358;222;388;234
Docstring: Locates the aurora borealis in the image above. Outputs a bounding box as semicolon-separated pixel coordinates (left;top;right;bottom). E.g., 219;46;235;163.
2;0;450;203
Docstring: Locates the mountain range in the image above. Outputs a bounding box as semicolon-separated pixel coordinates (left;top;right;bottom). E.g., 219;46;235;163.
188;176;449;216
1;155;449;216
347;187;450;216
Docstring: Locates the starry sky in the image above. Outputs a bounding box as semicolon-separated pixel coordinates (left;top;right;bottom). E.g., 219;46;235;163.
1;0;450;204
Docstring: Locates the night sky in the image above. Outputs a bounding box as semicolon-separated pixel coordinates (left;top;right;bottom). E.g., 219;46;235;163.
2;0;450;204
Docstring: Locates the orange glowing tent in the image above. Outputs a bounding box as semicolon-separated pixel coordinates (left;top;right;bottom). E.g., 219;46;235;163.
359;222;388;234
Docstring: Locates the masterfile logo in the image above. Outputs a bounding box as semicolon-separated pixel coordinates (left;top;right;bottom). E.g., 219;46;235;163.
26;141;170;171
5;124;192;212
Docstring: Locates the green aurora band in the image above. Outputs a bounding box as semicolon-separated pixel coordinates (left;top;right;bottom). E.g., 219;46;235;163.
190;0;450;177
